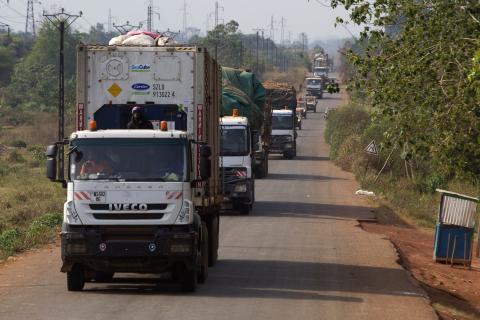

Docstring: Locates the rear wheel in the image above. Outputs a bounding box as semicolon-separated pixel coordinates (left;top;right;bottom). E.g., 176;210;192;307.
67;264;85;291
198;223;209;284
179;266;197;292
239;203;251;215
207;215;219;267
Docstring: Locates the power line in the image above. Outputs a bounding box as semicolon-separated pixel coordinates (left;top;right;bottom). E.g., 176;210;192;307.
113;20;141;34
0;0;26;17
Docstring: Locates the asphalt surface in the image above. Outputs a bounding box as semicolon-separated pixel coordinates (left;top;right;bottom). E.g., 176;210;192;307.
0;91;437;320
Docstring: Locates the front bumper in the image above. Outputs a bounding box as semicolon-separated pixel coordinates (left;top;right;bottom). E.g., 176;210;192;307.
270;141;295;154
222;178;253;204
61;224;198;273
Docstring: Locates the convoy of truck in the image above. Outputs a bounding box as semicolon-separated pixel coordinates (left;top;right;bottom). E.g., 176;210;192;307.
45;37;321;292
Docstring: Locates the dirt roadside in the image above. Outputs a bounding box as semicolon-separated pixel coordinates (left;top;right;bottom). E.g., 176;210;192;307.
360;203;480;320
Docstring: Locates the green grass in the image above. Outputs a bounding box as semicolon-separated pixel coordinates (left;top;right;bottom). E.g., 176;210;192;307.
0;156;65;260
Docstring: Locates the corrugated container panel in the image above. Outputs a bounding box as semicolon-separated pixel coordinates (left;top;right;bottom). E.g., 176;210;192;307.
441;195;477;228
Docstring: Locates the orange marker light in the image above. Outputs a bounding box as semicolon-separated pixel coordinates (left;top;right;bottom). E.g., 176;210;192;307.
89;120;97;131
160;121;168;131
232;108;239;117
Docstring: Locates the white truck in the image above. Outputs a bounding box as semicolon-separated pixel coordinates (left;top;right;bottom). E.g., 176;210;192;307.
270;109;297;159
220;114;255;215
46;44;222;292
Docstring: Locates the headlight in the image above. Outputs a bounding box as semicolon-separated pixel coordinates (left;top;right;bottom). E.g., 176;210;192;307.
234;183;247;193
64;201;82;225
175;200;193;224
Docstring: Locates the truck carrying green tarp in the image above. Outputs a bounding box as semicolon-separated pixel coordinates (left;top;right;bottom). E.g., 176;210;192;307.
221;67;266;129
263;80;297;111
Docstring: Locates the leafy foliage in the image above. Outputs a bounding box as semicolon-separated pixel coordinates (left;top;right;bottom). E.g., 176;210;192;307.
331;0;480;181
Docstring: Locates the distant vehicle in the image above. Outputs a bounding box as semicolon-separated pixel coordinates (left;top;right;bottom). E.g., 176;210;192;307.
306;77;324;98
271;109;297;159
306;96;317;113
295;109;303;130
296;103;307;119
313;66;329;78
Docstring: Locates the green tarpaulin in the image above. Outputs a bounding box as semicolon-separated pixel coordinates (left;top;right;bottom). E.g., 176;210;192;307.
221;67;266;129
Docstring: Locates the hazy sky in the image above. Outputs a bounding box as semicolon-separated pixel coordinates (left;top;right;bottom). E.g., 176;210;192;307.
0;0;362;42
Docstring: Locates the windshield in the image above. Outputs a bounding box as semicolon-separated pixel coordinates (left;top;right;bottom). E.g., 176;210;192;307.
220;126;249;156
272;114;293;130
307;79;321;85
69;138;188;182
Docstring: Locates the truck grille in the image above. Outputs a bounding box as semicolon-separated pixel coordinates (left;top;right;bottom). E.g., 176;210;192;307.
221;167;247;184
89;204;168;211
93;213;164;220
272;135;291;144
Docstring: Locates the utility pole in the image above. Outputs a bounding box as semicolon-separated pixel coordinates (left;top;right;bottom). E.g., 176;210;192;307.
0;22;10;37
108;9;112;33
182;0;187;41
113;21;141;34
43;8;82;182
213;1;224;62
147;0;153;31
270;15;276;42
25;0;36;37
280;17;286;45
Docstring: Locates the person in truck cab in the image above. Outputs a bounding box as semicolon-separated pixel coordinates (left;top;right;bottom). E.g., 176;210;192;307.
79;153;113;179
127;106;154;129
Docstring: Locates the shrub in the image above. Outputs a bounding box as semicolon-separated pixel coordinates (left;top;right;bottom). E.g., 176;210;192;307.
10;139;27;148
7;150;26;163
0;229;22;254
24;213;62;246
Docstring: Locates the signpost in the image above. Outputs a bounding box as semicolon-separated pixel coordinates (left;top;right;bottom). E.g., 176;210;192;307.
363;140;378;179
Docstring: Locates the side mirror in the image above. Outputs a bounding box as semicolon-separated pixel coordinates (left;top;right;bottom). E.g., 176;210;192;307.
199;145;212;180
46;144;58;180
46;144;58;157
200;157;211;180
200;145;212;158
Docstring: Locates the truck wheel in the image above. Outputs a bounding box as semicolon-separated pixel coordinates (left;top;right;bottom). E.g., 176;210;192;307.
180;266;197;292
67;264;85;291
198;223;209;284
93;272;114;282
207;215;219;267
239;203;251;215
283;151;294;160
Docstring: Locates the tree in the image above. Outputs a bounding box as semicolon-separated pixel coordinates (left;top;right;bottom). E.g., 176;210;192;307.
331;0;480;180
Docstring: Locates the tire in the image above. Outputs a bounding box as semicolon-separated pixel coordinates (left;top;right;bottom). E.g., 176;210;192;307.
198;223;209;284
67;264;85;292
283;151;294;160
93;272;114;282
207;215;219;267
180;266;197;292
239;203;251;215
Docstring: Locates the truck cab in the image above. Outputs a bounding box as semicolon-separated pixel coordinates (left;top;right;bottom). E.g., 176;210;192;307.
220;114;254;215
271;109;297;159
306;77;324;98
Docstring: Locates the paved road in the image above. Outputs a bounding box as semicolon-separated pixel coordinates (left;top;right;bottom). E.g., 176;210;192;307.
0;92;437;320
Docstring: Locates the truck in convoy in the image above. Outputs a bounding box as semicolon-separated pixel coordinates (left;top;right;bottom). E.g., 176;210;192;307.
306;77;324;98
46;43;222;292
271;109;297;159
220;68;268;214
263;80;298;160
312;51;330;75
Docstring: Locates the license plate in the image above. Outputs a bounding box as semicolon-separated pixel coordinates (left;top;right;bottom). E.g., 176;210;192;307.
91;191;106;203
